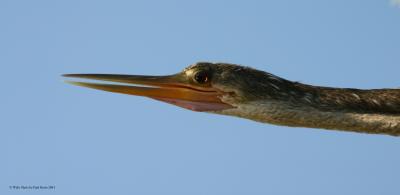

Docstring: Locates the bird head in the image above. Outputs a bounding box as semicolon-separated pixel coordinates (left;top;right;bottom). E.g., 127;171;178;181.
64;62;291;112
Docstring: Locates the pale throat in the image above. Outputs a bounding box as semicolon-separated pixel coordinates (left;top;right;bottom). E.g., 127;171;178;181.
213;100;400;136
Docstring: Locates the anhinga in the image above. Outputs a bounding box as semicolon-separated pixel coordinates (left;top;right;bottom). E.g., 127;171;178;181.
64;62;400;136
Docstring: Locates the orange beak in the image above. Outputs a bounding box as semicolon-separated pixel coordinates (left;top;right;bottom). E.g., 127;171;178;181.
63;73;233;111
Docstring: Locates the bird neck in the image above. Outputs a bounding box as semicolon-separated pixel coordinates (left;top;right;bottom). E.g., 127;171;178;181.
215;83;400;136
220;100;400;136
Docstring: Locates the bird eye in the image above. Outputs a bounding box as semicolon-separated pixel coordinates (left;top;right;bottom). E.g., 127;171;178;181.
193;71;210;84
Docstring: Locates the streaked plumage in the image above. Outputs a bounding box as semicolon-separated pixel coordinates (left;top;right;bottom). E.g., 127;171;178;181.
64;62;400;136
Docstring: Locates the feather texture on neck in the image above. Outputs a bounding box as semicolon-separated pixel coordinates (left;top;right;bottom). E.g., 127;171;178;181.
213;100;400;136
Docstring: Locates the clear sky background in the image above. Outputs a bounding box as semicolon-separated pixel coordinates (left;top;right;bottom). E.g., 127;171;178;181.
2;0;400;194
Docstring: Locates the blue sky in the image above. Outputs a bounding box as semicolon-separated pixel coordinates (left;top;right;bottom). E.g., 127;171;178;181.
2;0;400;194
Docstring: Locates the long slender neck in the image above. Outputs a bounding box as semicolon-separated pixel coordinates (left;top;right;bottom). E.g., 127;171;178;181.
298;86;400;136
232;99;400;136
218;78;400;136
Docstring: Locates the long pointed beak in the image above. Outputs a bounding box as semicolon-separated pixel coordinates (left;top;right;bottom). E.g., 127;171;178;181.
63;74;233;111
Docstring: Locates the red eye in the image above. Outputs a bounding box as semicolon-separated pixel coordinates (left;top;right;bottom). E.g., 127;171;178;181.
194;71;209;84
